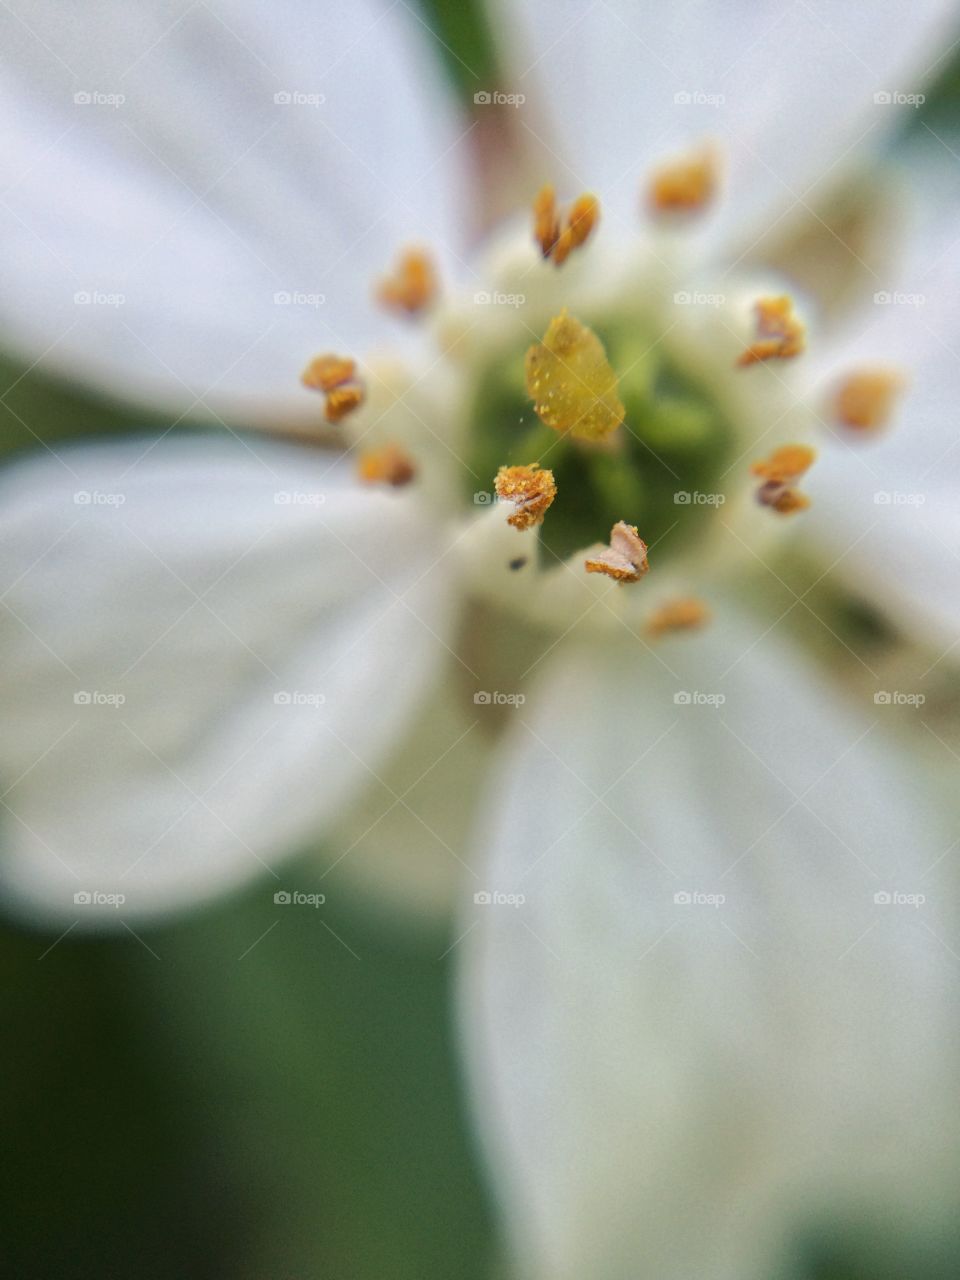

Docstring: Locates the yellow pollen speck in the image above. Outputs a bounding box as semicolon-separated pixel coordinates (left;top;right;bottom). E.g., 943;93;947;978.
648;145;718;215
525;310;625;442
301;352;365;423
357;442;416;488
647;597;711;637
377;247;438;316
737;295;806;366
532;184;600;265
750;444;817;484
585;521;649;583
833;369;905;432
494;463;557;530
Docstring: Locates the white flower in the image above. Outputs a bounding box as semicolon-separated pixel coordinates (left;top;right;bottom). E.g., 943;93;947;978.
2;0;960;1272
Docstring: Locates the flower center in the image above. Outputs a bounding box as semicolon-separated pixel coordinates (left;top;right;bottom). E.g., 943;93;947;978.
466;314;737;563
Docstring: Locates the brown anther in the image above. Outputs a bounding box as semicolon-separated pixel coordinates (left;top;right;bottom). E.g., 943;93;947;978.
494;463;557;530
737;295;806;366
301;354;357;393
533;184;600;266
357;442;416;488
377;247;438;316
750;444;815;515
833;369;905;432
647;597;711;637
750;444;817;484
301;352;365;423
585;521;649;583
533;184;561;258
756;482;811;515
324;384;366;424
648;146;718;215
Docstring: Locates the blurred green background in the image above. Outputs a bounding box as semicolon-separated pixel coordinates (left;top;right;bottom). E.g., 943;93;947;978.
3;3;960;1277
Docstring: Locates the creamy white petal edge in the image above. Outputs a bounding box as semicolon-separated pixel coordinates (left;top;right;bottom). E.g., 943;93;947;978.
0;434;454;924
808;153;960;652
492;0;958;255
0;0;466;419
322;675;496;933
460;612;960;1279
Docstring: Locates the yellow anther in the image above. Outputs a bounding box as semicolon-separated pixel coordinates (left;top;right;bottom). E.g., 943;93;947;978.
377;247;438;316
532;185;600;265
647;597;711;637
750;444;817;484
494;463;557;530
833;369;905;432
585;521;649;583
737;295;806;366
648;145;718;215
525;310;625;442
301;352;365;423
324;385;366;424
357;442;416;488
301;354;357;392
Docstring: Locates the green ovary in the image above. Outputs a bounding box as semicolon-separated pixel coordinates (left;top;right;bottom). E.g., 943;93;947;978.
467;319;736;563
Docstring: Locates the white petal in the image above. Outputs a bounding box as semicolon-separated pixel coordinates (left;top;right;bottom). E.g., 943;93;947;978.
0;0;465;418
0;434;454;924
809;161;960;647
490;0;957;252
322;674;496;933
460;612;959;1278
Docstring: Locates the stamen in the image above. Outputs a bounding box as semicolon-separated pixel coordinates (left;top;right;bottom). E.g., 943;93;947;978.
648;145;718;215
494;463;557;530
750;444;816;484
377;247;438;316
750;444;815;516
301;353;365;423
525;310;625;442
647;597;711;636
301;354;356;391
756;483;811;515
833;369;904;432
532;184;600;265
357;442;416;488
585;521;649;583
737;295;806;366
